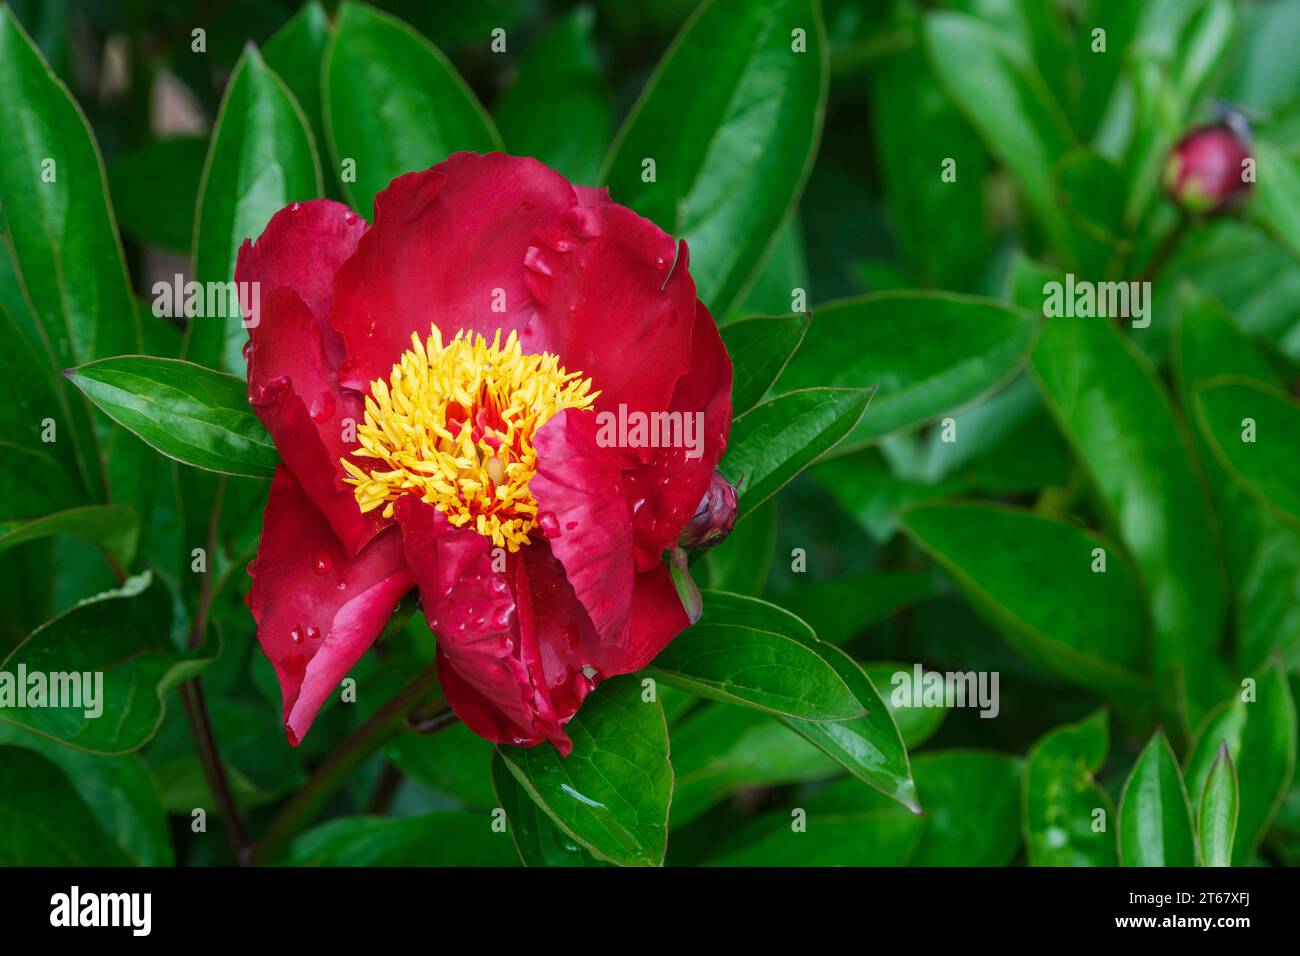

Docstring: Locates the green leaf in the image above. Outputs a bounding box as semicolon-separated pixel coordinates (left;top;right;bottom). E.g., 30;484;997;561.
1031;315;1227;732
189;45;322;374
647;591;863;721
107;136;207;254
1197;744;1239;867
0;572;212;753
668;706;838;827
720;387;872;518
923;11;1074;247
776;572;938;646
900;502;1149;702
869;13;989;289
1184;662;1296;865
493;7;612;185
0;746;132;864
1118;730;1198;867
0;6;139;367
387;722;495;807
0;504;138;575
777;293;1036;452
323;1;500;214
491;751;605;867
1023;710;1117;866
715;751;1020;866
0;723;172;866
601;0;826;315
780;641;918;812
497;675;671;867
1174;287;1300;676
282;812;518;866
720;313;810;415
1194;377;1300;529
66;356;278;479
1254;141;1300;264
264;1;333;197
861;662;949;750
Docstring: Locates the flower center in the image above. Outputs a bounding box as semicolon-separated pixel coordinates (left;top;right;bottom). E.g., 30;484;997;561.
342;326;597;551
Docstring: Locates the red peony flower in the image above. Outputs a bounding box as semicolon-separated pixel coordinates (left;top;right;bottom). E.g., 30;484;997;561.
238;152;732;754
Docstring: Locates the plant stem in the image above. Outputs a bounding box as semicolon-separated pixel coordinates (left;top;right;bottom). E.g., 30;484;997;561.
181;680;252;862
251;663;448;865
1136;213;1190;284
179;474;252;863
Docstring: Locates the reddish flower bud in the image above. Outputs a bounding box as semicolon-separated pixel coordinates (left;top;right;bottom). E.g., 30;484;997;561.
1163;123;1253;215
679;470;738;550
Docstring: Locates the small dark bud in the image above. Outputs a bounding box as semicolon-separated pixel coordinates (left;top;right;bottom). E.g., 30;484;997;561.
1163;122;1253;215
679;470;738;550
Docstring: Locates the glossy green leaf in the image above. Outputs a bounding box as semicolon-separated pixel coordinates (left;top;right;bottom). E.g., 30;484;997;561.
1198;744;1238;867
1023;710;1117;866
323;1;500;214
869;12;989;289
282;812;518;866
491;752;604;867
1194;377;1300;529
189;45;322;374
1184;662;1296;865
1032;314;1226;731
0;746;132;864
0;572;211;753
497;675;671;867
900;502;1148;701
493;7;612;185
0;723;172;866
776;573;938;646
1175;287;1300;676
1118;730;1197;867
67;356;278;479
720;313;810;415
923;11;1073;247
861;662;949;750
0;6;139;367
647;591;862;721
387;722;495;808
0;504;138;575
669;706;838;827
781;642;917;811
601;0;826;314
264;1;333;195
777;293;1036;452
107;136;207;254
720;387;872;518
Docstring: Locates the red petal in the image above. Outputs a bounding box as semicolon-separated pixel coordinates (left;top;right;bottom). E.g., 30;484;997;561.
394;497;572;753
330;153;576;393
530;407;635;645
523;199;698;417
623;300;734;567
236;199;367;369
247;287;386;555
247;467;413;745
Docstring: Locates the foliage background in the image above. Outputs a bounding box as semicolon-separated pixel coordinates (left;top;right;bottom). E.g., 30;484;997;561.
0;0;1298;867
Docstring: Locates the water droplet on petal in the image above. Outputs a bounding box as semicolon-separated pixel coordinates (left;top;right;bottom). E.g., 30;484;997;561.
290;625;304;644
344;210;358;225
538;512;559;537
309;391;336;423
289;201;303;215
311;548;333;575
306;625;321;640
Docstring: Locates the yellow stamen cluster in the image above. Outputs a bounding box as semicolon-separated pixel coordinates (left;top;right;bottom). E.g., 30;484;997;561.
342;326;597;551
